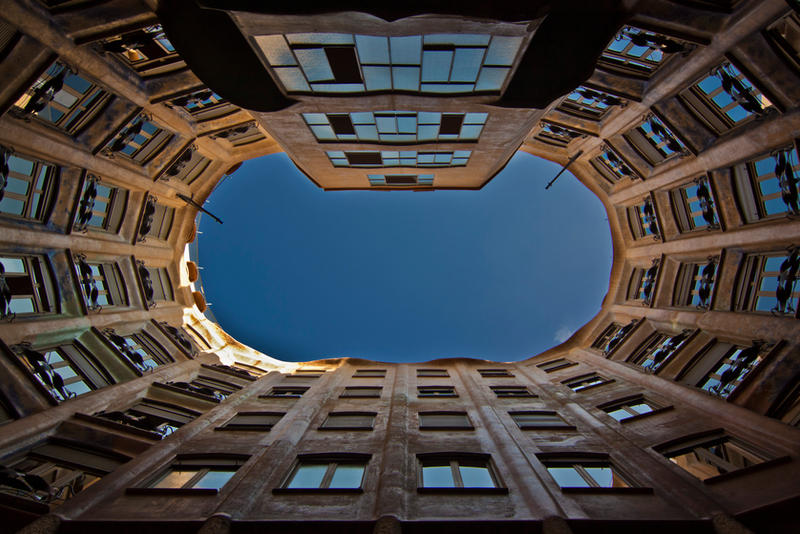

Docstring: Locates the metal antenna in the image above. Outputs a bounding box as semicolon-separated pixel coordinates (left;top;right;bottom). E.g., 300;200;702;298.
176;193;223;224
545;150;583;190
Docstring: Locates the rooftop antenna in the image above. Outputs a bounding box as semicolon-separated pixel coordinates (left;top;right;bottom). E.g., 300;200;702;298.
177;193;223;224
545;150;583;190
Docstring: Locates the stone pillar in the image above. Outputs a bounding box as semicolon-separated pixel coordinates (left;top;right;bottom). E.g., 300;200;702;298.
15;515;61;534
197;514;232;534
373;515;402;534
711;512;755;534
542;516;574;534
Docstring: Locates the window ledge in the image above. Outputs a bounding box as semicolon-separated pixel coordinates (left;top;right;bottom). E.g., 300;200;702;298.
73;412;164;440
619;406;674;424
419;426;475;431
126;487;218;496
570;380;615;393
561;486;653;495
318;426;374;431
519;425;577;431
272;488;363;494
702;456;791;485
339;395;381;398
417;487;508;495
214;426;273;431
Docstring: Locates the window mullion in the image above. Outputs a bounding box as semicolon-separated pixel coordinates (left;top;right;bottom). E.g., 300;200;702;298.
574;464;599;487
450;460;464;488
320;462;336;488
184;468;208;489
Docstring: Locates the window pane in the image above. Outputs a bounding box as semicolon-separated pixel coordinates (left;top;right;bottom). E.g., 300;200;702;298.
459;465;494;487
193;469;235;490
152;469;198;488
287;463;327;488
547;466;589;488
422;465;455;487
329;464;365;488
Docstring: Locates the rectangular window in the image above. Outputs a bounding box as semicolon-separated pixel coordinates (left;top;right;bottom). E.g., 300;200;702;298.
418;455;501;490
418;385;457;397
478;369;513;377
259;33;522;94
140;201;175;241
671;177;719;232
627;197;660;240
320;412;376;430
0;254;55;318
73;175;128;234
14;343;111;402
417;369;449;377
659;434;770;481
419;412;473;430
142;457;246;492
103;25;180;76
625;115;686;165
558;86;624;120
599;26;682;76
124;398;199;436
510;411;573;429
104;114;173;164
138;264;173;305
170;89;233;121
13;61;109;135
696;343;764;399
368;174;434;187
533;121;583;147
592;145;639;182
593;320;638;355
191;376;240;399
536;358;576;373
218;412;283;430
164;147;210;185
353;369;386;378
681;61;773;134
306;111;488;143
0;150;58;222
674;259;717;309
281;457;368;490
628;331;691;372
74;256;126;311
110;331;172;372
542;458;632;489
736;251;799;316
766;11;800;74
263;386;309;398
627;261;659;305
490;385;535;398
732;146;800;221
563;374;612;392
340;386;381;398
327;150;471;168
600;396;663;422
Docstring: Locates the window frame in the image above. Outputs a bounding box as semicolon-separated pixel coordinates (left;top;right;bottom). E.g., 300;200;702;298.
418;411;474;430
275;454;370;493
262;386;309;398
0;253;58;319
538;454;646;493
129;455;248;495
216;411;284;431
319;412;376;430
417;385;457;397
599;395;670;423
417;453;506;493
510;410;575;430
477;368;514;377
490;385;536;398
536;358;577;373
340;386;382;398
0;148;59;223
563;373;614;393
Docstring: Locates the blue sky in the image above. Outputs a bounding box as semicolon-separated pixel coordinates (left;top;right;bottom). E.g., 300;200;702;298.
198;152;611;363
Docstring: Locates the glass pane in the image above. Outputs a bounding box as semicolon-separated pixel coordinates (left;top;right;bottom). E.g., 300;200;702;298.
607;408;629;421
10;298;35;314
295;49;334;82
329;464;365;488
475;67;508;91
194;469;235;489
584;466;626;488
390;36;422;64
422;465;455;487
547;466;589;488
258;35;297;65
152;469;198;488
459;465;494;487
484;36;523;66
287;463;327;488
355;35;389;63
0;257;26;273
392;66;420;91
8;155;34;175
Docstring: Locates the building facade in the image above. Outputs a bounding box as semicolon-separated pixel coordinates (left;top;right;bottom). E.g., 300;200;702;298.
0;0;799;533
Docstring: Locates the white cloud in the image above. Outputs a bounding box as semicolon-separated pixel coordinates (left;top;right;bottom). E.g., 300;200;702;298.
553;326;575;344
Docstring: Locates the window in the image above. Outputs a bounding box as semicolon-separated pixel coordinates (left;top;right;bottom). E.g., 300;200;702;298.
368;174;434;187
419;412;473;430
490;385;535;398
558;86;624;120
210;122;266;147
418;386;457;397
138;197;174;241
73;255;126;311
327;150;471;168
768;376;800;427
592;145;639;183
627;197;660;240
303;111;487;143
1;441;123;507
340;386;381;398
104;113;173;164
12;343;111;402
564;374;613;392
137;263;173;306
138;456;246;493
478;369;513;377
658;434;771;481
732;146;800;221
536;358;575;373
320;412;376;430
292;369;326;377
0;254;56;319
681;61;773;134
101;24;180;76
280;456;368;491
417;369;449;377
0;148;58;222
103;329;172;373
695;342;766;399
118;398;199;436
674;258;717;309
510;411;573;429
258;33;523;94
542;457;633;489
625;114;686;165
629;331;691;372
600;396;664;422
218;412;284;431
353;369;386;378
13;61;109;135
73;174;128;233
599;26;686;77
593;320;638;356
671;177;719;232
533;121;583;147
627;260;659;305
766;11;800;74
418;455;503;490
163;146;210;185
263;386;309;398
169;89;232;121
191;376;240;399
736;249;799;315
